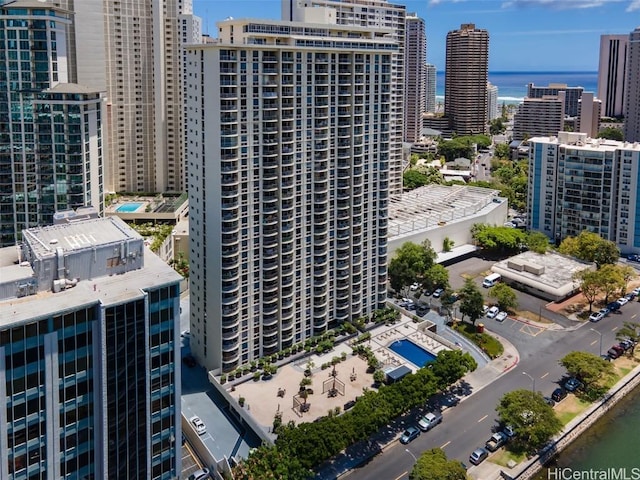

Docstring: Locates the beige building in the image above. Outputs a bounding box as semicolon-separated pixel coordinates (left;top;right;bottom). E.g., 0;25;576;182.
513;92;565;141
597;34;629;118
577;92;602;138
404;13;426;143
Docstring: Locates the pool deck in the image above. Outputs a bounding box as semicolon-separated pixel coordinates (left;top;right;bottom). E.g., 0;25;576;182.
227;316;451;432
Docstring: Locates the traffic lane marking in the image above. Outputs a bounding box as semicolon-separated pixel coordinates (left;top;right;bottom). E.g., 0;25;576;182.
590;340;598;346
395;472;407;480
441;440;451;449
612;326;618;332
477;414;488;423
540;372;549;379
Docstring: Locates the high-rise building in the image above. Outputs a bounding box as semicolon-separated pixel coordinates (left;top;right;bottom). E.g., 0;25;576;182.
60;0;198;193
185;18;392;373
526;83;584;117
597;34;629;118
404;13;426;142
577;92;602;138
527;131;640;254
0;213;182;479
283;0;406;194
425;63;437;114
487;82;499;121
512;93;566;141
0;2;104;247
624;27;640;143
444;23;489;136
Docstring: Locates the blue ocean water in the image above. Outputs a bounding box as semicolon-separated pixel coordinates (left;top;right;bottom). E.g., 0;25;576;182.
435;71;598;104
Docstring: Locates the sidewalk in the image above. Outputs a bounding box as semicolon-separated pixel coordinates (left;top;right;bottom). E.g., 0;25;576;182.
313;328;520;479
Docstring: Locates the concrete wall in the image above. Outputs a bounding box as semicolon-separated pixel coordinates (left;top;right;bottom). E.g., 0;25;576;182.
388;199;508;258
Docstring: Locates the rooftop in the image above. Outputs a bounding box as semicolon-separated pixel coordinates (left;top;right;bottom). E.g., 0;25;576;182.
388;185;501;238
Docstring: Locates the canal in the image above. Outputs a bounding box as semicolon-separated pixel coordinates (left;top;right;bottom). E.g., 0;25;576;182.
534;383;640;478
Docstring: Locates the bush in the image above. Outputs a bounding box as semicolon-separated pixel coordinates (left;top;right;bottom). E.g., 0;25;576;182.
220;374;227;384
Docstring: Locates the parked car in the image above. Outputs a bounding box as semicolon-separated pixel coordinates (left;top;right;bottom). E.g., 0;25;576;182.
486;306;499;319
607;301;621;312
611;344;625;356
432;288;445;298
619;339;635;351
469;448;489;465
607;347;623;359
564;377;583;392
400;426;421;444
190;416;206;435
625;292;636;301
617;297;629;306
482;305;489;314
188;468;210;480
485;432;508;452
417;411;443;432
599;307;610;316
502;425;516;439
628;254;640;262
633;287;640;296
543;396;556;407
601;354;612;362
551;387;568;402
410;282;420;291
495;311;508;322
589;311;605;322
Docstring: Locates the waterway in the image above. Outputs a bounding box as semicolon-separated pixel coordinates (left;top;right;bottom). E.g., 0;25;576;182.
533;384;640;478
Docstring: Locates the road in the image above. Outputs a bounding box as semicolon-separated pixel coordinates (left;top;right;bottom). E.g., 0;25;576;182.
346;298;640;480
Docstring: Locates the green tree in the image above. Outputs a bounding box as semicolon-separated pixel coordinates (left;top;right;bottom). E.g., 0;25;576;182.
409;448;468;480
489;283;518;312
598;264;625;304
403;169;429;190
459;278;485;324
558;230;620;268
616;322;640;355
597;127;624;141
526;232;550;254
472;224;526;252
560;351;613;386
573;268;601;312
423;264;449;292
431;350;477;391
618;265;636;295
388;241;435;293
233;444;311;480
489;117;506;135
494;143;510;160
496;389;562;453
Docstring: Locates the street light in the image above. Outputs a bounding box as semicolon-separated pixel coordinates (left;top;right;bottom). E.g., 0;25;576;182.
590;328;603;357
405;448;418;463
522;371;535;395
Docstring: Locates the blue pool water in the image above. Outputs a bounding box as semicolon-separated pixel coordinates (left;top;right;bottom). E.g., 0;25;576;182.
388;339;437;367
116;202;144;213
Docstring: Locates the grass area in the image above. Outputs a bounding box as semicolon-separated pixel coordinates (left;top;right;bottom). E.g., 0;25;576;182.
453;321;504;359
514;310;554;324
554;395;591;426
491;448;527;467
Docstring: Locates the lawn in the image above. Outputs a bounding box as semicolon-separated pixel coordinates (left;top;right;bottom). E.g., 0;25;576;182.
454;321;504;359
491;448;527;467
554;394;591;425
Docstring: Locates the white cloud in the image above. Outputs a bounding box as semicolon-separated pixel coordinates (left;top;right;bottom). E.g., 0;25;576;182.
627;0;640;10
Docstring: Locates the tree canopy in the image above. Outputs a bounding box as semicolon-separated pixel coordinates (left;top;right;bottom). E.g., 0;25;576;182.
496;389;562;453
558;231;620;268
493;143;511;160
388;241;439;293
616;322;640;355
560;351;614;387
459;278;485;324
431;350;477;391
596;127;624;141
409;448;467;480
489;283;518;312
437;135;491;162
525;231;550;254
471;224;526;252
422;264;450;292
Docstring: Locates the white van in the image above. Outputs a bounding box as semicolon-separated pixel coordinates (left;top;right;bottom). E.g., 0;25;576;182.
482;273;501;288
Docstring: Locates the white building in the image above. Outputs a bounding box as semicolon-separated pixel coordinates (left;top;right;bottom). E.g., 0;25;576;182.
185;18;394;373
624;27;640;143
487;82;499;120
527;131;640;254
597;34;629;118
283;0;406;195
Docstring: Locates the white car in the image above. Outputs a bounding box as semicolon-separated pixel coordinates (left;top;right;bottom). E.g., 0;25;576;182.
486;306;499;319
191;416;206;435
410;282;420;291
617;297;629;306
495;311;508;322
188;468;210;480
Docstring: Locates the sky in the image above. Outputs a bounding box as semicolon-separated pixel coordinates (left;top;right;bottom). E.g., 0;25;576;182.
192;0;638;71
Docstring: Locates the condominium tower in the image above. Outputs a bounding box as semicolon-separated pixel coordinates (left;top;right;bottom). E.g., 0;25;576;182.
59;0;201;193
527;131;640;254
0;213;182;479
527;83;584;117
404;13;426;142
185;19;392;373
624;27;640;143
283;0;406;194
0;2;104;247
487;82;499;121
425;63;437;113
597;34;628;118
513;93;566;141
444;24;489;136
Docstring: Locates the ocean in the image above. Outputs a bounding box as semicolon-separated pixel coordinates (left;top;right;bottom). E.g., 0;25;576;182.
435;71;599;105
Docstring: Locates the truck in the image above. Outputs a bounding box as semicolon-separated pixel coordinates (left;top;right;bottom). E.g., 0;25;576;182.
482;273;502;288
485;431;508;452
417;411;443;432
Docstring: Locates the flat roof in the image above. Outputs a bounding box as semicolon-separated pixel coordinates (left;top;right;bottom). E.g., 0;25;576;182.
23;216;141;259
492;251;594;298
388;185;501;238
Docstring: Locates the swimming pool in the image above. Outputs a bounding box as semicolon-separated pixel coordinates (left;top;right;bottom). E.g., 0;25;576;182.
388;339;437;367
116;202;144;213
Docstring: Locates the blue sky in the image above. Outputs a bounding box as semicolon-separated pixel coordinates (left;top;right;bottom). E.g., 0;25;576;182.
192;0;637;71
